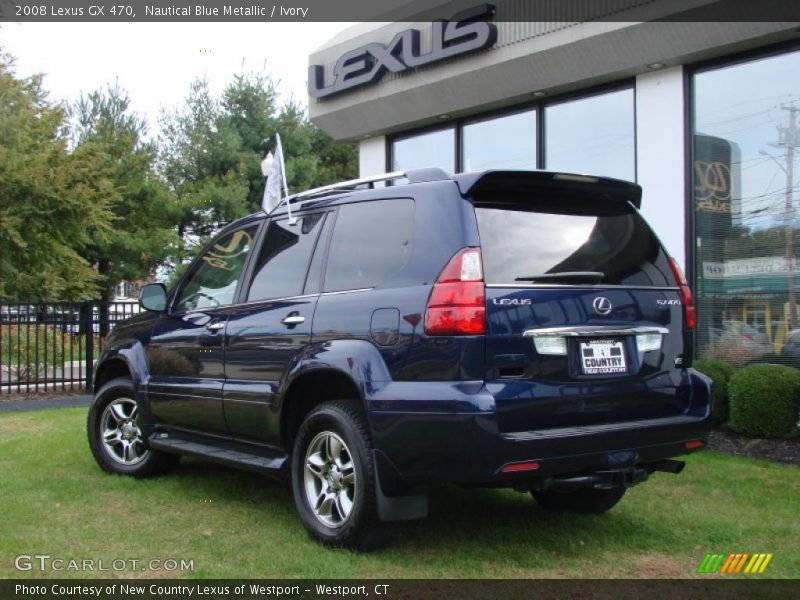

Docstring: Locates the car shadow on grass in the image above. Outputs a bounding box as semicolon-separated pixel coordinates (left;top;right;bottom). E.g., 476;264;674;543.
167;457;292;502
394;485;667;550
167;458;672;565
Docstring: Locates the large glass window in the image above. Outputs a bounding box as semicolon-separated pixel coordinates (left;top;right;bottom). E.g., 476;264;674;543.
174;225;258;311
693;49;800;368
388;87;634;178
462;110;537;171
545;88;635;181
392;128;455;173
324;199;415;292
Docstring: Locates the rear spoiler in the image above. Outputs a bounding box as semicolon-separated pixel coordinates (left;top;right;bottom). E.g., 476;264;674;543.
454;170;642;209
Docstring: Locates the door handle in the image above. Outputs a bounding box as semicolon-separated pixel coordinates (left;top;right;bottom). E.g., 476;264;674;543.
282;315;305;326
206;322;225;331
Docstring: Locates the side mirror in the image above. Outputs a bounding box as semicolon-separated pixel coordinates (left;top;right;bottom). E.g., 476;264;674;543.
139;283;168;312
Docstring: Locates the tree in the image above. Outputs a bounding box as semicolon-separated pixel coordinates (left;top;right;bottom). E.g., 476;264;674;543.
274;100;319;196
217;77;357;212
158;71;358;280
72;82;180;298
218;72;278;214
266;99;357;198
158;77;250;269
0;53;358;299
0;53;112;301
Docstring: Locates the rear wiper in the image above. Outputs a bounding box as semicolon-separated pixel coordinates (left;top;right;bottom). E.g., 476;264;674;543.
515;271;605;283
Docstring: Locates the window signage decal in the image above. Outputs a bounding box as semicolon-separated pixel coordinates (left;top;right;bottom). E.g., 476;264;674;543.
201;229;253;271
694;160;732;213
702;256;798;279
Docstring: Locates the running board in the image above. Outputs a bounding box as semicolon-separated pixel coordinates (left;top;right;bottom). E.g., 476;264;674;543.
148;434;287;474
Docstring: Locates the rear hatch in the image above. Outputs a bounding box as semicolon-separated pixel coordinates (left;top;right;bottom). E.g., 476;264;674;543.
460;171;693;434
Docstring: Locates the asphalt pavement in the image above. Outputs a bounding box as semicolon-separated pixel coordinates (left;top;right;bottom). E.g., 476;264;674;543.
0;395;92;413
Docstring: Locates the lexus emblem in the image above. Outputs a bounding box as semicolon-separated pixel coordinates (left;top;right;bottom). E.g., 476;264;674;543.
593;296;613;316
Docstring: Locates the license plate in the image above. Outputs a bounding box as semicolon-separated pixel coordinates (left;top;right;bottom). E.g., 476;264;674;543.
579;339;627;375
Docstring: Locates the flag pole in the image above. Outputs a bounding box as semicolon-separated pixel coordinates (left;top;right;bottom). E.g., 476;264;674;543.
260;150;274;214
276;133;296;225
277;132;289;198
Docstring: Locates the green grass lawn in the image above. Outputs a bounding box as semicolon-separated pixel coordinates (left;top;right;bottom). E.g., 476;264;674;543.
1;407;798;579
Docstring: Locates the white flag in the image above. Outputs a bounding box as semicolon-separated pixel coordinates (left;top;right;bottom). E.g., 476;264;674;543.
261;133;289;213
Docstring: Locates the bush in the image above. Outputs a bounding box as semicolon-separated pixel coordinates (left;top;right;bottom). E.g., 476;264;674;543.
746;352;800;371
702;343;749;369
694;358;735;424
0;324;68;380
728;364;800;438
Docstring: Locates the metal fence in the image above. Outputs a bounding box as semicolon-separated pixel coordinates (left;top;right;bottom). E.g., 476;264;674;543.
0;301;141;395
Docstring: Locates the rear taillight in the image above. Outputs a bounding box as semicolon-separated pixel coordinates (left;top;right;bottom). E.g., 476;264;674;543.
668;257;696;330
425;247;485;336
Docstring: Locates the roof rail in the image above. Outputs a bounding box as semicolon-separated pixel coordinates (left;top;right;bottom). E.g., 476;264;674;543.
267;168;451;215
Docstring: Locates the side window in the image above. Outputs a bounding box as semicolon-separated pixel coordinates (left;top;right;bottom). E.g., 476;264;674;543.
174;225;259;312
246;213;326;302
304;214;334;295
324;199;414;292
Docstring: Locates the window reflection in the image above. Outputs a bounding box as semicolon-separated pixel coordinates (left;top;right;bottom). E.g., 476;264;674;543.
475;205;671;287
693;49;800;368
392;128;455;173
463;110;537;171
545;88;635;181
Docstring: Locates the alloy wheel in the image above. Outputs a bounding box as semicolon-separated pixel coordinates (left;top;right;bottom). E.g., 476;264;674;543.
100;397;149;466
303;431;357;528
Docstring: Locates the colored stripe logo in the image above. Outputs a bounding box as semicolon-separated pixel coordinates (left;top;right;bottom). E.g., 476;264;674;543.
696;553;773;574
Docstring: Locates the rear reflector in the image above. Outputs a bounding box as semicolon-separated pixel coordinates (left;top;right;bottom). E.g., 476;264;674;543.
501;461;541;473
425;247;486;336
685;440;704;450
667;257;696;330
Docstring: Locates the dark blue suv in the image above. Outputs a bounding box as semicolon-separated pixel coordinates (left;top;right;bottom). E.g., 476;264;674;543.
87;169;713;549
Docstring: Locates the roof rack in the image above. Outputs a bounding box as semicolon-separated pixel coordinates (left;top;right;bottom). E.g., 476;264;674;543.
267;168;451;215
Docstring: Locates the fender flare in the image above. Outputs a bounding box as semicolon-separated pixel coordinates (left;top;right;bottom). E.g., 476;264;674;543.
94;341;149;403
277;338;393;413
277;340;427;508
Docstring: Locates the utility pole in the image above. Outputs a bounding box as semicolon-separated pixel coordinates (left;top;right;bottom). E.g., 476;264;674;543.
780;104;798;330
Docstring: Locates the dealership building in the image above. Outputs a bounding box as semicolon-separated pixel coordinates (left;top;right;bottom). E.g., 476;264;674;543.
307;2;800;363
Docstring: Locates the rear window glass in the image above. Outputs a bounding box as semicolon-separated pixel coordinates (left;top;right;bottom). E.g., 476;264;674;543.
474;200;674;287
324;199;414;292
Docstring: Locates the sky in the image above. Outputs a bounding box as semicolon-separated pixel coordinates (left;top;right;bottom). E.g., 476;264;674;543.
1;22;353;135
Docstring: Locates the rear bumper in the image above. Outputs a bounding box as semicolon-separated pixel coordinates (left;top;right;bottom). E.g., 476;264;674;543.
367;369;713;491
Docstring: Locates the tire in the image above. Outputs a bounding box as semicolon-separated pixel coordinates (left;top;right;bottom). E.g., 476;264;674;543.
531;486;626;514
291;400;385;550
87;377;180;478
